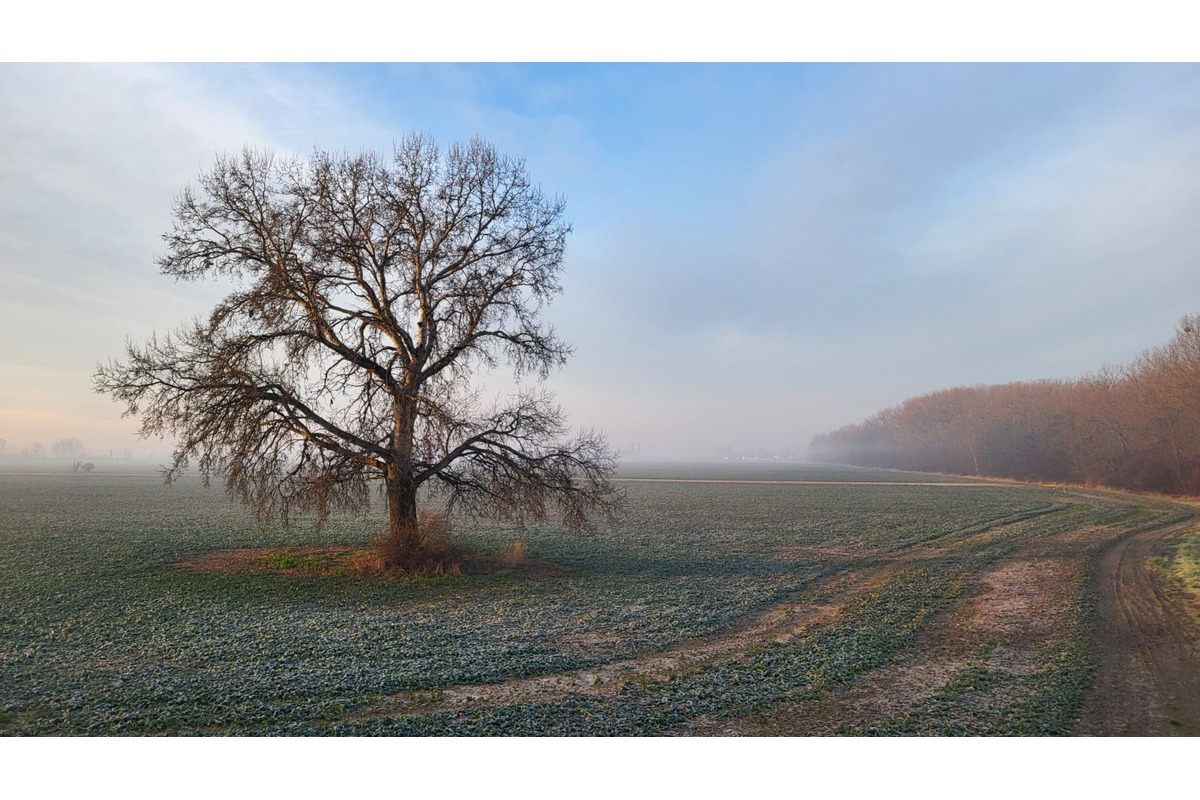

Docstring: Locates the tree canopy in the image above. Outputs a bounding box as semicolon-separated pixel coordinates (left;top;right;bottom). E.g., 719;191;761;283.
96;134;619;566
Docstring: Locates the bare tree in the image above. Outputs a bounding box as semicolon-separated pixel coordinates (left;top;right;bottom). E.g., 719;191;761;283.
95;135;619;567
0;439;7;457
22;442;45;459
51;437;87;460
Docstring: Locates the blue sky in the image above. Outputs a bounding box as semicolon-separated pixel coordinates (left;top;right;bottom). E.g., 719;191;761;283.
3;63;1200;459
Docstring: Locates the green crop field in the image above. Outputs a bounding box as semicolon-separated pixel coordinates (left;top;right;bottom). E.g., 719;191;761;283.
0;461;1187;736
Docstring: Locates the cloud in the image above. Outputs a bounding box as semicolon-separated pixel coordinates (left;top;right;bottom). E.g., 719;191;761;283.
0;64;386;452
545;65;1200;454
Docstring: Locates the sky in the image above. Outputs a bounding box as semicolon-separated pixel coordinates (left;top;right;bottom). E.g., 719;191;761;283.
3;61;1200;460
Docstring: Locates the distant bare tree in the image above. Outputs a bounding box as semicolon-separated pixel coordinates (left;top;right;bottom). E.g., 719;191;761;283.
71;461;95;473
96;135;619;568
0;439;7;457
51;437;87;460
22;442;45;459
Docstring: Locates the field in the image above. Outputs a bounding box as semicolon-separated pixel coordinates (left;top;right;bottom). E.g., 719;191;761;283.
1;461;1197;736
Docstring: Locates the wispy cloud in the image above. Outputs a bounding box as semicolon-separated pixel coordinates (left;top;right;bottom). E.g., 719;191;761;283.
0;64;382;451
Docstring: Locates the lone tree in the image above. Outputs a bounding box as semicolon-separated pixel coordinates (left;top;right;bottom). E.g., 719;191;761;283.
95;135;618;569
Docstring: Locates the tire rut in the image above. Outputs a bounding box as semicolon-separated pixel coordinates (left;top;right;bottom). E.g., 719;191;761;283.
342;566;897;722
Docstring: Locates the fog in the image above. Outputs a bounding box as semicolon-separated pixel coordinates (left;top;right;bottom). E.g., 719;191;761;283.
4;63;1200;462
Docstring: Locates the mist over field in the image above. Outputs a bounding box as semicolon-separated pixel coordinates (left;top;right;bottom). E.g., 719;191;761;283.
4;63;1200;461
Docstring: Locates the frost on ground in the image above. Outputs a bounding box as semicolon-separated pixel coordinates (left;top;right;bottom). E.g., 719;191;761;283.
0;464;1192;736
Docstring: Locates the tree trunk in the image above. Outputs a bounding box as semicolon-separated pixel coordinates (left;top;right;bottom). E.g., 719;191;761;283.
383;397;421;564
386;467;420;550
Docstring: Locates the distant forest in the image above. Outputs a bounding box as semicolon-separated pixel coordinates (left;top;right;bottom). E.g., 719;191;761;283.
810;314;1200;496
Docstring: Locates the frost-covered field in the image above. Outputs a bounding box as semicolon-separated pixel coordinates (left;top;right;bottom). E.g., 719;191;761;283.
0;462;1180;735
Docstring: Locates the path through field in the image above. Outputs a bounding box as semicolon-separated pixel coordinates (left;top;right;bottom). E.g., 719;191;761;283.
1076;516;1200;735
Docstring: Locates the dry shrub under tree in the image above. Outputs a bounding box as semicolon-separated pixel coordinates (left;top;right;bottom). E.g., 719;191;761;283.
368;510;462;576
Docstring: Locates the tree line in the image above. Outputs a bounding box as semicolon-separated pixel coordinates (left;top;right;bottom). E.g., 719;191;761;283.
810;314;1200;496
0;437;88;459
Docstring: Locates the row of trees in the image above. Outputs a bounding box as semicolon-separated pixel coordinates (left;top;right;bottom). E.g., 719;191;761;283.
0;437;89;459
810;315;1200;496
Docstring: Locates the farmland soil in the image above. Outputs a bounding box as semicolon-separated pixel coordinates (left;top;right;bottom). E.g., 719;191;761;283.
176;546;569;579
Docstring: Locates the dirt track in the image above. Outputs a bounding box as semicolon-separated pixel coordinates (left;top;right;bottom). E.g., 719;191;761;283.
1076;516;1200;735
344;570;883;722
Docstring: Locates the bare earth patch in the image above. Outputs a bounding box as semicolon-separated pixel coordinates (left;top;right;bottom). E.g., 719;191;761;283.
174;547;331;573
174;547;570;580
